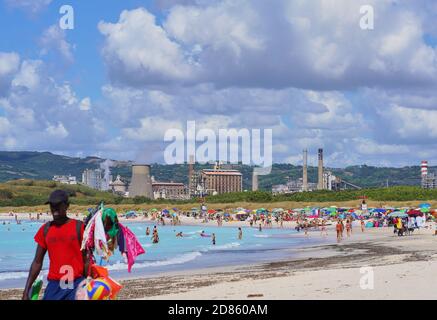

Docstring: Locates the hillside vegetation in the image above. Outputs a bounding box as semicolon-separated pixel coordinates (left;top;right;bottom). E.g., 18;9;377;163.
0;180;436;209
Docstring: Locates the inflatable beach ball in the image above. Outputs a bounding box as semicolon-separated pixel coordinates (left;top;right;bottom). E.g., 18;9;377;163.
86;278;111;300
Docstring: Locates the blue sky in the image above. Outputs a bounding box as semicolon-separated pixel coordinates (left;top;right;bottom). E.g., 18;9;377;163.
1;0;437;168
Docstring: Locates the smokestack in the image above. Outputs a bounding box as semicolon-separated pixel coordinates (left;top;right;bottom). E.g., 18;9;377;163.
252;170;258;191
129;164;153;198
188;155;194;197
317;148;324;190
421;160;428;177
302;149;308;191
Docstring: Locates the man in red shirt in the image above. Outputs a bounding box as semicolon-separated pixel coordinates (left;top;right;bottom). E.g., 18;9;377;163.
22;190;88;300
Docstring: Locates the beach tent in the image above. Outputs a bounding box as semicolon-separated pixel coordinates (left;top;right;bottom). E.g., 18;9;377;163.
419;203;431;209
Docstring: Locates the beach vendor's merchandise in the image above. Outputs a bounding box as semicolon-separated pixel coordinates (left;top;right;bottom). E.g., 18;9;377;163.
29;278;43;300
77;203;145;300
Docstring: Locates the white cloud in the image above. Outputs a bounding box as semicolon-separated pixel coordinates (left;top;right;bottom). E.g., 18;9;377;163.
0;52;20;77
79;97;91;111
0;117;11;135
5;0;52;14
46;122;69;138
122;117;184;141
12;60;42;90
98;1;437;90
98;8;195;86
39;25;74;63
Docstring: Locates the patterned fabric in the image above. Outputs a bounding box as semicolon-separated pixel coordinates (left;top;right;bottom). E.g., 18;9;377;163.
119;223;145;272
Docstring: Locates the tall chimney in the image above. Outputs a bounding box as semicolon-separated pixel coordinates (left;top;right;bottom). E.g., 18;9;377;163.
252;170;258;191
188;155;194;197
129;164;153;198
302;149;308;191
317;148;324;190
421;160;428;178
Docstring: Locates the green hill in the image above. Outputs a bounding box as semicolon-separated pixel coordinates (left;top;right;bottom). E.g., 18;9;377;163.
0;151;427;191
0;179;123;207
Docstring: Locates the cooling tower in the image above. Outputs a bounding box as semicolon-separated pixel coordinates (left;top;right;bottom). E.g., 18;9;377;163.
129;164;153;198
302;149;308;191
252;170;259;191
317;148;324;190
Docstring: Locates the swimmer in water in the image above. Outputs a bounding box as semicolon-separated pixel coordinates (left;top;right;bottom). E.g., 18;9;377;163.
212;233;216;245
176;232;183;237
259;224;262;232
146;226;150;236
238;227;243;240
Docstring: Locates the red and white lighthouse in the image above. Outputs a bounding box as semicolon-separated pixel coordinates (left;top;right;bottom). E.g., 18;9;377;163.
421;160;428;177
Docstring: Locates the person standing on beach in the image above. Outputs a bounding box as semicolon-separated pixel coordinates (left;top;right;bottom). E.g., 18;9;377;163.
22;190;88;300
320;220;327;237
361;220;365;233
238;227;243;240
336;220;343;242
346;219;352;237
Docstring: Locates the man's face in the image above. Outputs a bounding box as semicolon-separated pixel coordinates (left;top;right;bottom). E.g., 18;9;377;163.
50;202;68;219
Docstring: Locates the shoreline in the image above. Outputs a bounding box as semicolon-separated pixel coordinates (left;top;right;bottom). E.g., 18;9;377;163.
3;225;436;299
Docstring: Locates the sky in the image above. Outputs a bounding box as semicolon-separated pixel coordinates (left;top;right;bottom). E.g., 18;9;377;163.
1;0;437;168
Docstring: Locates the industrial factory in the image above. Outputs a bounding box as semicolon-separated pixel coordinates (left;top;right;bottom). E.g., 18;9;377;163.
189;160;243;197
421;160;437;189
272;148;361;195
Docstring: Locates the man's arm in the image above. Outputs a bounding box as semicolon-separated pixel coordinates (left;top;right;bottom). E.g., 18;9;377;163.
22;245;46;300
83;250;90;278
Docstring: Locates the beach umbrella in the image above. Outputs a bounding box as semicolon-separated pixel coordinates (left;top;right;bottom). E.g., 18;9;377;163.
419;203;431;209
162;209;169;214
408;209;423;217
208;209;216;214
388;211;401;217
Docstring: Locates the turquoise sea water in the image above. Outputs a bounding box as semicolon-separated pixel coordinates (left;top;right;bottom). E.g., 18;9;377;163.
0;219;325;289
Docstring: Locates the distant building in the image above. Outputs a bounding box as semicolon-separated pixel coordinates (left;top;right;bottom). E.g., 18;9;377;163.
82;169;104;190
53;175;77;185
109;175;128;196
272;178;317;195
152;181;188;200
200;169;243;195
421;160;437;189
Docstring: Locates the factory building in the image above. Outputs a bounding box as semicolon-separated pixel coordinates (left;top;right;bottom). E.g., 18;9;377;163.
82;169;109;190
53;175;77;185
200;169;243;195
152;181;188;200
109;175;128;196
421;160;437;189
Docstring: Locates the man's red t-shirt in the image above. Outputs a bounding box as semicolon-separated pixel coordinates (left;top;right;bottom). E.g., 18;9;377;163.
34;219;85;281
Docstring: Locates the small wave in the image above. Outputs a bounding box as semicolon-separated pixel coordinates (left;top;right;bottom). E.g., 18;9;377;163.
203;242;241;251
253;234;270;238
106;251;202;271
0;272;28;281
141;243;153;248
0;270;47;282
